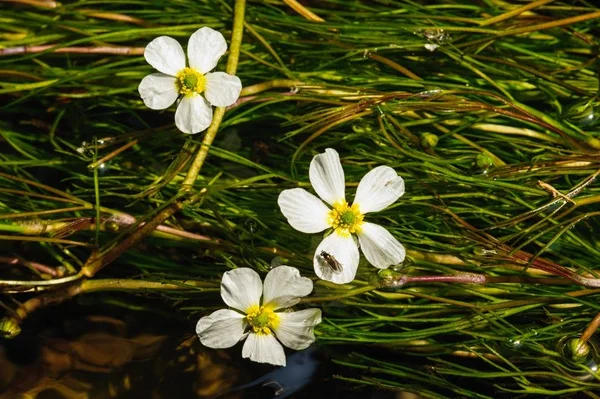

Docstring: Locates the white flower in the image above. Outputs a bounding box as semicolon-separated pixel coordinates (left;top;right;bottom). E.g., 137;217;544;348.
196;266;322;367
278;148;406;284
138;27;242;134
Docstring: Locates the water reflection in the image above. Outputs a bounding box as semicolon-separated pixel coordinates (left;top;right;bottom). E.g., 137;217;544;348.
0;304;396;398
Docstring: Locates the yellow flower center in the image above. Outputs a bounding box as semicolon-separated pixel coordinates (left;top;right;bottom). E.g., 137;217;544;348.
176;67;206;96
246;305;280;335
328;200;364;237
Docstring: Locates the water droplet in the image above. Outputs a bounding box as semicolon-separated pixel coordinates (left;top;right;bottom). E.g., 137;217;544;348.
473;248;497;256
526;328;538;338
562;97;600;128
419;88;443;97
245;219;258;234
392;258;409;272
505;337;523;349
415;28;451;49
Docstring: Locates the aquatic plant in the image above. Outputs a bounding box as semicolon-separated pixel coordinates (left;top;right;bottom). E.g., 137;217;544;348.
278;148;406;284
139;27;242;134
197;266;321;366
2;0;600;396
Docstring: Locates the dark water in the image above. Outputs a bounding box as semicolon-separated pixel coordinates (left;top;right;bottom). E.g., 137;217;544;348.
0;299;397;399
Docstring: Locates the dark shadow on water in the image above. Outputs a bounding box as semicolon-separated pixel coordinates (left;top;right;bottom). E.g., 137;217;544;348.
0;298;396;399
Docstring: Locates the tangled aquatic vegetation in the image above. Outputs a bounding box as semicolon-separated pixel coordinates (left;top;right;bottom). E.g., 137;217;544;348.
2;0;600;396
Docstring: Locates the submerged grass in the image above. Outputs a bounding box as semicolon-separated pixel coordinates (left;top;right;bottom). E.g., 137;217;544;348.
2;0;600;396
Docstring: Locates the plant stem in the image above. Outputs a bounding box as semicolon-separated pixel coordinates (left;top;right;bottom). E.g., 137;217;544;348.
181;0;246;188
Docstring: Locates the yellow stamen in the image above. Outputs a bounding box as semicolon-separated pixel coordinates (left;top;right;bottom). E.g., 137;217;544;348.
176;67;206;96
328;200;364;237
246;304;280;335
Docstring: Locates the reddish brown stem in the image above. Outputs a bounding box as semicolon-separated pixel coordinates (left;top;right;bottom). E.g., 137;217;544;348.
0;257;64;277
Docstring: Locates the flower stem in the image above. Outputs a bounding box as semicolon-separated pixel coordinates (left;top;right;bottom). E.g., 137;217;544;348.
181;0;246;189
578;312;600;347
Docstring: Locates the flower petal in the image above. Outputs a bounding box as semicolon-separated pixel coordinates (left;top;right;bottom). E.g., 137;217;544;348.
175;95;213;134
196;309;246;348
353;166;405;214
263;266;313;310
314;233;359;284
357;222;405;269
138;73;179;110
204;72;242;107
144;36;186;76
309;148;346;206
278;188;330;234
221;268;262;312
187;27;227;74
274;309;321;350
242;333;286;366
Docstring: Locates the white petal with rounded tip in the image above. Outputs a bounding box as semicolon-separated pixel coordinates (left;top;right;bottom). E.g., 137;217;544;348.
263;266;313;310
242;333;286;366
357;222;405;269
205;72;242;107
278;188;330;234
353;166;405;214
175;95;213;134
274;309;321;350
221;268;263;312
138;73;179;110
144;36;186;76
187;27;227;74
196;309;246;348
309;148;346;206
314;233;359;284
